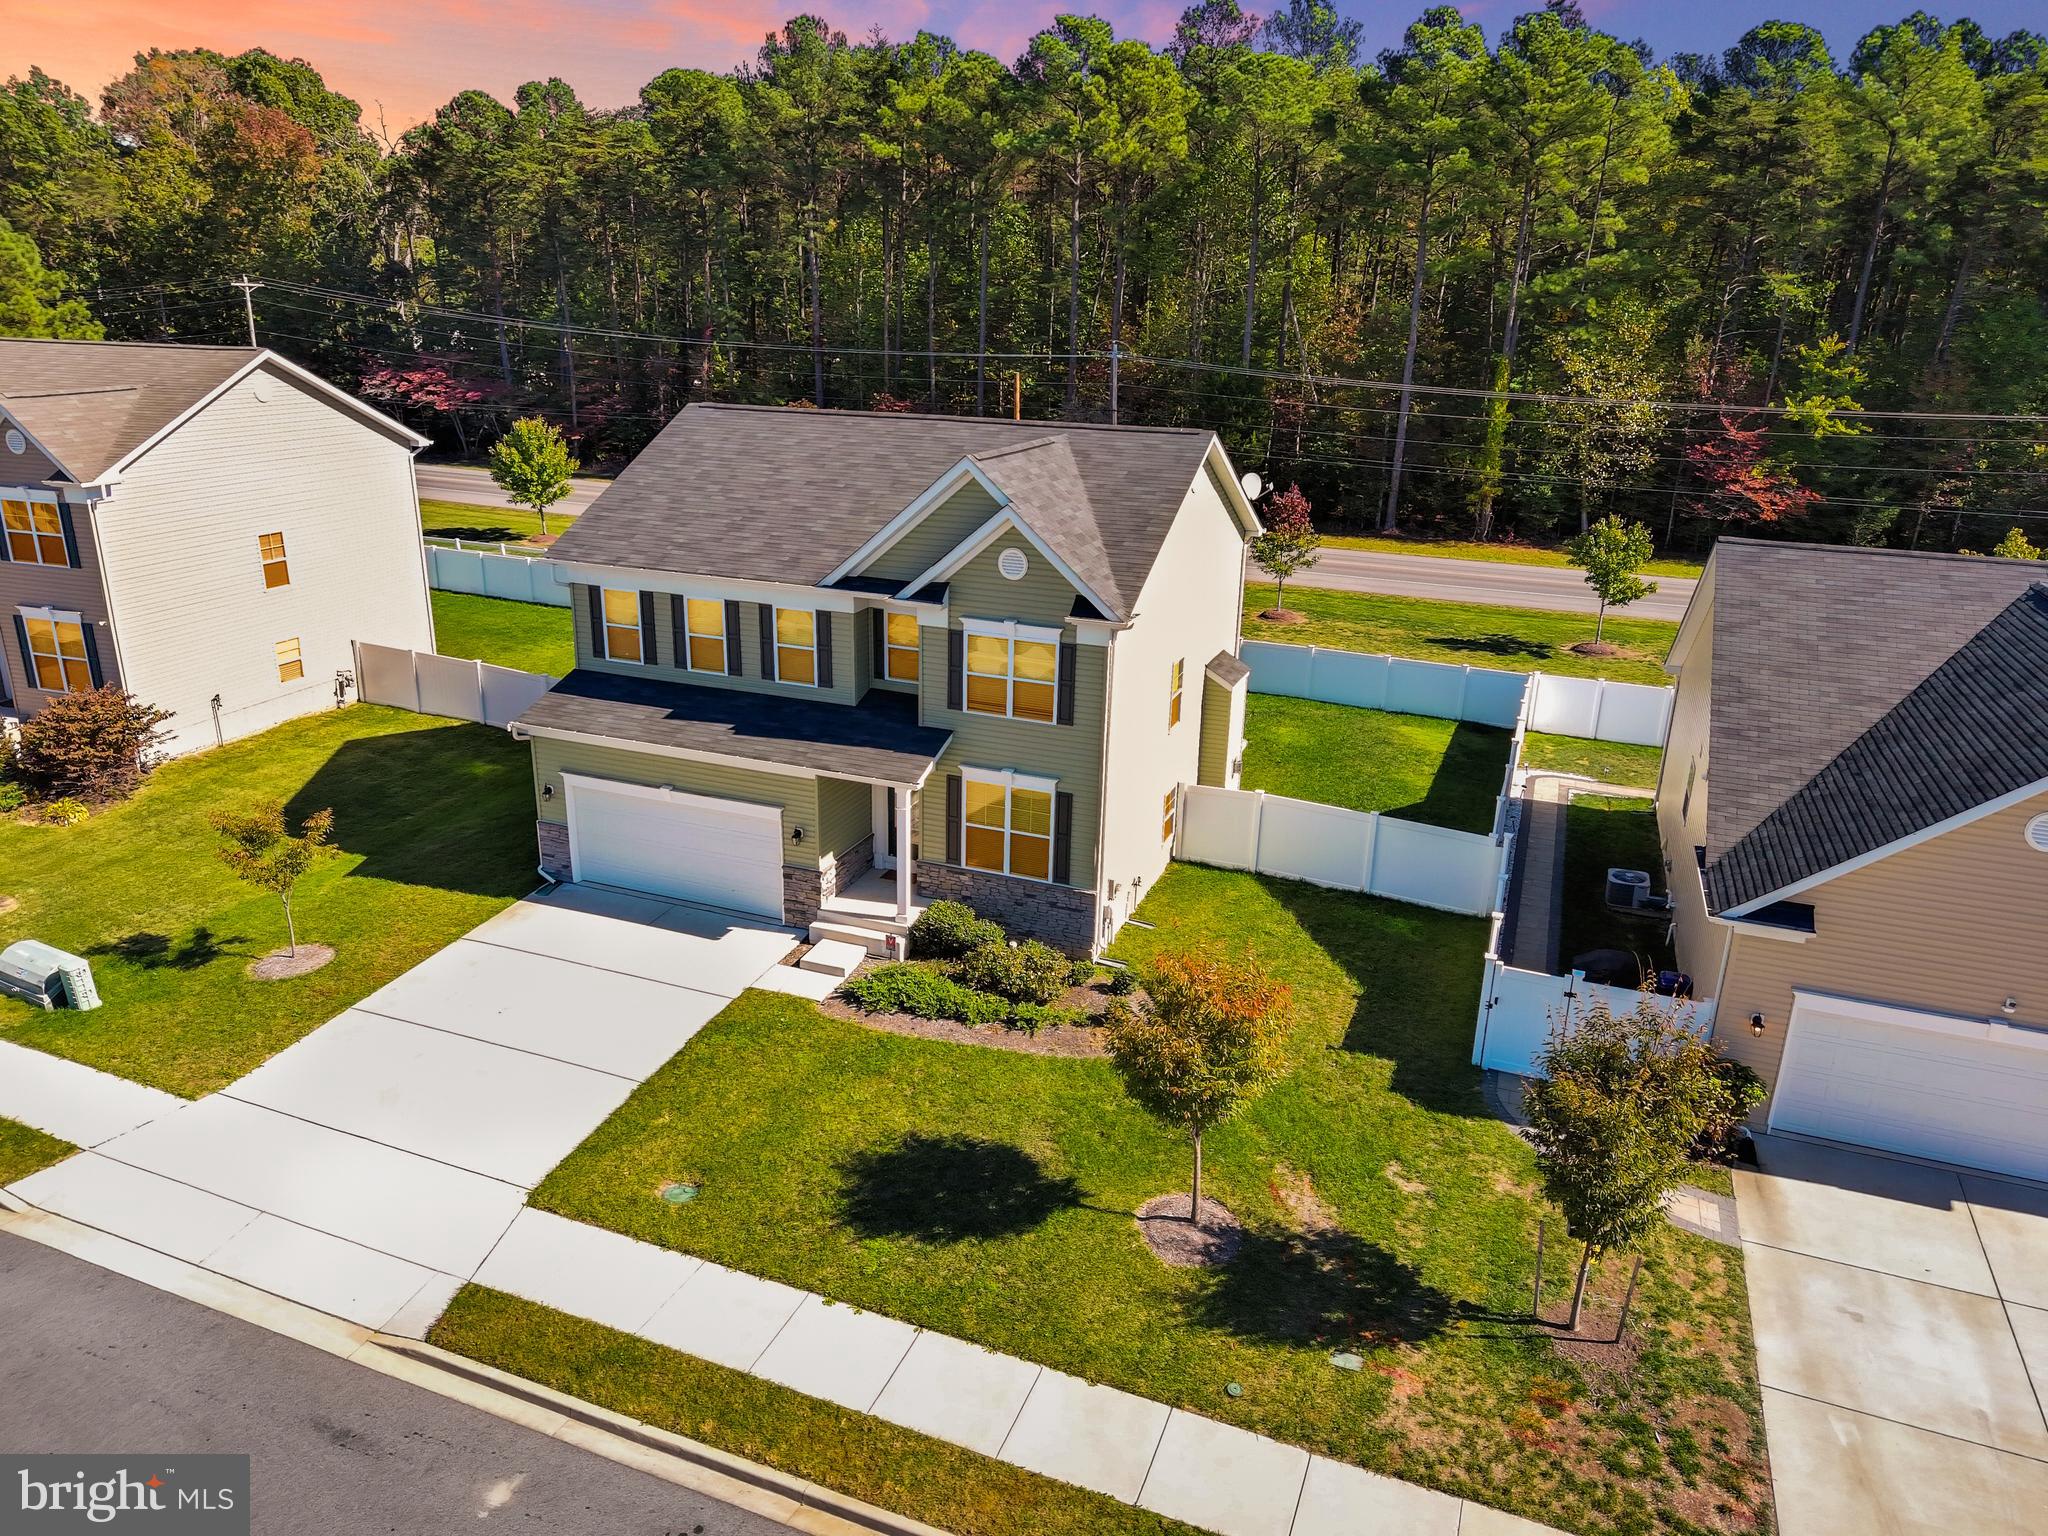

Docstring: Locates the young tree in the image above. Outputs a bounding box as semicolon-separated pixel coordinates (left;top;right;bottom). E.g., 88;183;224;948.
1104;948;1290;1222
1247;482;1321;612
1524;997;1721;1331
212;802;337;957
1565;516;1657;647
487;416;577;538
1992;526;2043;560
12;686;171;802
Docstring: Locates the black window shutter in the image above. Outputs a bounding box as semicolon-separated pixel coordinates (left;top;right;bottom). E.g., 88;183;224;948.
80;624;103;687
1052;791;1074;884
638;591;658;664
724;600;743;675
0;521;11;562
816;610;834;690
758;604;777;681
56;503;82;569
670;594;687;669
12;614;34;683
946;628;964;711
871;605;885;657
584;585;606;661
945;774;962;864
1056;640;1077;725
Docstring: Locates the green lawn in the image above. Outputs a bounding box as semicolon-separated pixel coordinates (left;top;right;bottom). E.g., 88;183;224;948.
1558;794;1677;979
1241;696;1508;833
0;706;535;1096
1245;586;1676;686
1322;533;1703;580
1522;732;1665;792
529;864;1769;1535
432;1288;1200;1536
432;591;577;676
420;498;578;546
0;1117;75;1184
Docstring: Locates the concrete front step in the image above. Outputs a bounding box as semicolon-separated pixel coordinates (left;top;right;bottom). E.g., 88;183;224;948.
807;920;902;959
799;939;868;979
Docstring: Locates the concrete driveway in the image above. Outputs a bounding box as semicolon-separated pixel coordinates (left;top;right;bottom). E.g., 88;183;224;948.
8;884;794;1332
1735;1136;2048;1535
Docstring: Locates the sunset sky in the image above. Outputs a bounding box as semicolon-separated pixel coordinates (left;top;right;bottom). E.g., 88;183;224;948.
7;0;2040;133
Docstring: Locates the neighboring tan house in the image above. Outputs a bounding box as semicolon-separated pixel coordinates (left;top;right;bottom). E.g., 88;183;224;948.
1658;538;2048;1180
0;339;435;754
510;403;1260;955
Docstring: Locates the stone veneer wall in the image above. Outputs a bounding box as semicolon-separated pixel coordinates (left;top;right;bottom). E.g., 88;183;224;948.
913;861;1098;957
783;866;823;927
537;820;570;882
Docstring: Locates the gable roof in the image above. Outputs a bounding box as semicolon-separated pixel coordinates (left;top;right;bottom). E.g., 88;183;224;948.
546;403;1242;621
0;338;426;484
1702;539;2048;913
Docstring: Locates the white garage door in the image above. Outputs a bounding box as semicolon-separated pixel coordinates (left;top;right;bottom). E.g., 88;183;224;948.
565;775;784;920
1771;991;2048;1181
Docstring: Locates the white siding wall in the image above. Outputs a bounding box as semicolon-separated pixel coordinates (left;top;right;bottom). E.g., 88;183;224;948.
94;365;433;753
1098;466;1246;937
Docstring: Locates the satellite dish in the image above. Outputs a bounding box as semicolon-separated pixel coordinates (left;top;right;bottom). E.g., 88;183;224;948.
1240;471;1264;502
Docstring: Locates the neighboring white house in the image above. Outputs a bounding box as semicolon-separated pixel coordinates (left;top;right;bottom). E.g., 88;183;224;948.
0;339;435;753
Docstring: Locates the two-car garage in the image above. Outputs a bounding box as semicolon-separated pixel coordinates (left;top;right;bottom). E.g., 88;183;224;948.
563;774;786;920
1768;991;2048;1183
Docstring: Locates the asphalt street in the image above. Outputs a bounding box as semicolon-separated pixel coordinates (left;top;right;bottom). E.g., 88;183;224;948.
1269;546;1698;621
0;1232;790;1536
416;462;610;515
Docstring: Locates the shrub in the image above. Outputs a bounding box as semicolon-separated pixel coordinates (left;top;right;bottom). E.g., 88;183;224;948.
1104;966;1139;996
1095;996;1135;1032
953;939;1068;1005
39;796;88;826
0;781;23;814
1696;1056;1769;1158
1008;1001;1087;1035
908;900;1004;959
13;686;172;803
1065;958;1098;988
841;963;1009;1025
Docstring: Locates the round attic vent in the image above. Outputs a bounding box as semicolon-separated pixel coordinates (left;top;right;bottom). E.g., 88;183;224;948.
4;429;23;456
2026;813;2048;855
998;547;1029;581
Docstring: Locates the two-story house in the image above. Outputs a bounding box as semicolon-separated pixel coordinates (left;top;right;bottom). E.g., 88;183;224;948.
509;403;1260;955
1;339;436;753
1659;539;2048;1181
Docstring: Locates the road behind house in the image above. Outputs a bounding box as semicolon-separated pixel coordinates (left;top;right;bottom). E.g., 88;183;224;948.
1276;546;1697;620
417;462;610;515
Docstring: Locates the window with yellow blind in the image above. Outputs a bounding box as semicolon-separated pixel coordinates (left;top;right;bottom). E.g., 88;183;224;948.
3;497;67;565
275;637;304;682
258;531;290;588
962;770;1055;881
775;608;817;685
683;598;726;672
1162;787;1177;844
1168;657;1184;728
884;611;920;682
22;610;91;692
602;588;643;662
962;621;1058;722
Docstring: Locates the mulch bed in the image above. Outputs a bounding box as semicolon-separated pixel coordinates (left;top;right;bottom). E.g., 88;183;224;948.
1257;608;1306;624
1135;1193;1245;1267
247;943;335;980
820;991;1108;1057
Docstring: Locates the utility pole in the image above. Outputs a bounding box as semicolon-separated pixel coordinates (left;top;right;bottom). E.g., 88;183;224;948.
231;276;261;348
1012;372;1023;422
1109;340;1120;425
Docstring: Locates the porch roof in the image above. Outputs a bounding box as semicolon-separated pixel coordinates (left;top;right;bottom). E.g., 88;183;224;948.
515;670;952;785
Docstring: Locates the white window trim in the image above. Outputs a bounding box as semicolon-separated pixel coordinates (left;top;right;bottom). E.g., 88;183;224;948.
683;597;727;675
961;766;1058;883
275;636;305;683
882;607;921;683
259;530;290;588
601;587;645;665
2;486;68;567
18;604;89;694
1168;658;1185;729
960;617;1063;725
774;606;820;688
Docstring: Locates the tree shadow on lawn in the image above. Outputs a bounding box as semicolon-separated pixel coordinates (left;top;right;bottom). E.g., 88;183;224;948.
1426;632;1556;662
836;1133;1085;1244
283;726;533;899
1189;1223;1459;1349
424;521;527;542
89;926;244;971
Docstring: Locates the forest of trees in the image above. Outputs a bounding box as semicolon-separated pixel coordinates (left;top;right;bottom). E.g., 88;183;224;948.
2;2;2045;552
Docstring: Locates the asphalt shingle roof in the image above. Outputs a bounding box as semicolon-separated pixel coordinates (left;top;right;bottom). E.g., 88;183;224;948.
1703;539;2048;912
544;403;1225;620
515;668;953;783
0;338;260;482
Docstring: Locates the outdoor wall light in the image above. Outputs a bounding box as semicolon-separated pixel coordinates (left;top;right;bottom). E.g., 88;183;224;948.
542;782;554;802
1749;1012;1767;1037
792;826;805;843
2003;997;2020;1016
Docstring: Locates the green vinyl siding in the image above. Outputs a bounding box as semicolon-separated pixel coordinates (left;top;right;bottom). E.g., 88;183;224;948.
569;583;858;706
1198;673;1233;786
859;479;1003;586
945;531;1086;628
817;776;872;859
529;735;823;868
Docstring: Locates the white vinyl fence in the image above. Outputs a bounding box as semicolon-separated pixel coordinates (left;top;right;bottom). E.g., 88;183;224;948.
1472;957;1717;1076
425;543;572;607
1176;785;1505;916
354;641;554;728
1240;640;1672;747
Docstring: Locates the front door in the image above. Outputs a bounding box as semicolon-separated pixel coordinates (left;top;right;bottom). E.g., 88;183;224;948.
872;784;919;872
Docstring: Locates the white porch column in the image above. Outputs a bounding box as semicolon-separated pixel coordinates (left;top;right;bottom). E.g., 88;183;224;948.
895;785;914;921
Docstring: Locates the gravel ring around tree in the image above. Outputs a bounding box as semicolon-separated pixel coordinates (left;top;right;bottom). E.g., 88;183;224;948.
247;943;335;981
1135;1193;1245;1268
